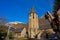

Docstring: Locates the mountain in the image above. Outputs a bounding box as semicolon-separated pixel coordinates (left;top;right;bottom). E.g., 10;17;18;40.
5;21;28;29
6;21;25;25
5;21;28;32
39;16;52;30
5;16;52;30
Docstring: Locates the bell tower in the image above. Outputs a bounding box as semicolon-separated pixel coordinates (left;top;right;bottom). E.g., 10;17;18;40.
28;6;39;38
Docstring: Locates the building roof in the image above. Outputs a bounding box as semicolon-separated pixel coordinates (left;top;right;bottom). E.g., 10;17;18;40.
29;6;37;16
14;28;24;33
30;6;36;13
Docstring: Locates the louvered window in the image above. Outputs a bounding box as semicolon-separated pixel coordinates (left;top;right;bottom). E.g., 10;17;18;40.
33;13;34;19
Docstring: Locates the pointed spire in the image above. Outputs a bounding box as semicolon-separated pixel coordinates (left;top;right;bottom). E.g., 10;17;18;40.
30;6;36;13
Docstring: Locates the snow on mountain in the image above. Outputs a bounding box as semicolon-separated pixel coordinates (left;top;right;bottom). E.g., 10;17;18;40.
5;21;25;26
8;22;23;24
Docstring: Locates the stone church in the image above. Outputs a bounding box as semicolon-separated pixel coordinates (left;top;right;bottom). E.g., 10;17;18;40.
5;6;56;40
28;6;39;38
27;6;55;39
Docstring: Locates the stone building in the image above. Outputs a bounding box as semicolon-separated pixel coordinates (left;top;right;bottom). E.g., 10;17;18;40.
27;6;56;39
14;28;26;38
28;6;39;38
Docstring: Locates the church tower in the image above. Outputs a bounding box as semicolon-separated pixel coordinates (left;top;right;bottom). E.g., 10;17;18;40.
28;6;39;38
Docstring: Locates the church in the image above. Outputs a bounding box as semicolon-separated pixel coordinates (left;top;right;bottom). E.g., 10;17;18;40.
27;6;55;39
6;6;56;40
28;6;39;38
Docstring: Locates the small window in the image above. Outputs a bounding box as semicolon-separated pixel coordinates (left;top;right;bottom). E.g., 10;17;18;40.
33;13;34;19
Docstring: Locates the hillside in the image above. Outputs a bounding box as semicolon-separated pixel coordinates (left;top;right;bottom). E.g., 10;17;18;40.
39;16;52;30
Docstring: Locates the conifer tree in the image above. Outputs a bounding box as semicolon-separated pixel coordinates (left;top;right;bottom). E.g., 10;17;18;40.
53;0;60;14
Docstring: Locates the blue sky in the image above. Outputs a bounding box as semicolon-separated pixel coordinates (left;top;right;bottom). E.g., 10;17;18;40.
0;0;54;23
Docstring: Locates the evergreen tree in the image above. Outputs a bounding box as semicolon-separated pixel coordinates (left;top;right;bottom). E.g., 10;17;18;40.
53;0;60;14
0;30;7;40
